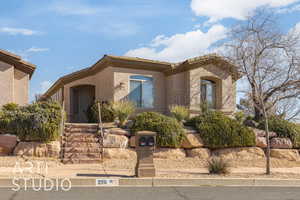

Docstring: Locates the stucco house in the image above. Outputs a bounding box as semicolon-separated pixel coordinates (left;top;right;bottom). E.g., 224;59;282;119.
43;54;240;123
0;49;36;106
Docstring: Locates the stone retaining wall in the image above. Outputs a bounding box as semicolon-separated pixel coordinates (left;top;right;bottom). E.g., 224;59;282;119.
1;126;300;164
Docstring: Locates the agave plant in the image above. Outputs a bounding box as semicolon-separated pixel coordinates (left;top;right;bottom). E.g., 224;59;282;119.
112;101;135;127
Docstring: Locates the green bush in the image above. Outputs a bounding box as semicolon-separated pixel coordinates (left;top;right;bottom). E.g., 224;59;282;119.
207;157;230;174
131;112;185;147
112;101;135;127
169;105;189;123
258;116;300;148
2;103;19;112
0;101;62;142
86;101;116;123
192;111;255;149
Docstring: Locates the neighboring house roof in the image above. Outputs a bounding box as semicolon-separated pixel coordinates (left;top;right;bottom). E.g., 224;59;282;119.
43;54;241;98
0;49;36;78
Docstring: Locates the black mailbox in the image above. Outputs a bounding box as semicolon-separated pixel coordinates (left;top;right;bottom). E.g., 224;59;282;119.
139;136;155;147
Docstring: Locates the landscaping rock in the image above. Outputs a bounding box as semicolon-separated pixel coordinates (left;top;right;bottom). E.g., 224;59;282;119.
130;136;135;148
256;137;267;148
0;134;17;156
103;134;129;148
108;128;130;136
103;148;136;159
270;138;293;149
181;133;204;149
270;149;300;161
186;148;210;159
154;148;186;159
244;119;259;128
213;147;265;161
251;128;277;138
13;141;60;158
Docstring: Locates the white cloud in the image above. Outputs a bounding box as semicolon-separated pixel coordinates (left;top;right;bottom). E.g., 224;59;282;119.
26;47;49;53
0;27;40;36
125;24;227;62
40;81;53;93
277;4;300;13
190;0;299;22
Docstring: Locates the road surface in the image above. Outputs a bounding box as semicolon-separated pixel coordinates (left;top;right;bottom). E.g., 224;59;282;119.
1;186;300;200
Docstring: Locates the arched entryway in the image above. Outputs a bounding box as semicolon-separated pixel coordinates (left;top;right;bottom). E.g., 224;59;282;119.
70;85;95;123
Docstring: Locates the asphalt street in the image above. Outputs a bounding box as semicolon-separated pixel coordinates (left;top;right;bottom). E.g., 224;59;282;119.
1;186;300;200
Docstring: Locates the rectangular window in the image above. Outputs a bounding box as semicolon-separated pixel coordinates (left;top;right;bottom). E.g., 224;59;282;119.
129;75;154;108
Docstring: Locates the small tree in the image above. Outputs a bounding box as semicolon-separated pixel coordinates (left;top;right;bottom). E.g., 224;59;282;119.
226;10;300;175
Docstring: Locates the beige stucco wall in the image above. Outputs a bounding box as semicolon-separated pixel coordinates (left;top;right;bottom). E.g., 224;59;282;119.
62;67;114;121
58;62;236;122
188;64;236;113
14;68;29;106
112;67;166;113
0;61;14;107
166;71;189;108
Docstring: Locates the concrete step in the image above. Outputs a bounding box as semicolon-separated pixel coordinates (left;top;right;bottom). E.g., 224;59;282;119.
65;128;98;134
63;142;101;148
63;147;102;153
64;152;102;159
62;158;102;164
63;134;99;143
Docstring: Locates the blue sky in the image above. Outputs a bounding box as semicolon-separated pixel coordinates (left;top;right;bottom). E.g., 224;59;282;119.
0;0;299;101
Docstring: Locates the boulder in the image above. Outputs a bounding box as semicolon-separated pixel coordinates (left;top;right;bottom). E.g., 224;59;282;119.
13;141;60;158
0;134;18;156
103;148;136;159
270;149;300;161
270;138;293;149
256;137;267;148
108;128;130;136
251;128;277;138
130;136;136;148
181;133;204;149
186;148;210;159
213;147;265;161
154;148;186;159
244;119;259;128
103;134;129;148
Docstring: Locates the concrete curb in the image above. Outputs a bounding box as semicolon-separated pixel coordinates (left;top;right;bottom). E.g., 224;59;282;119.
1;178;300;187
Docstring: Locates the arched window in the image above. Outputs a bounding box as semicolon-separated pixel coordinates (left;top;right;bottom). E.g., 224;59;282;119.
201;79;216;109
129;75;154;108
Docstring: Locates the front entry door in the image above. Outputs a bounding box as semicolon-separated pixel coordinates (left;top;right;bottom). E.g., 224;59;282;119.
71;85;95;123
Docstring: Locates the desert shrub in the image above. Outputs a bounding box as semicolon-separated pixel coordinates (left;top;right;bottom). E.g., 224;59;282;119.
2;103;19;112
192;111;255;149
258;116;300;148
169;105;189;123
131;112;185;147
207;157;230;174
234;111;245;124
86;101;116;123
0;101;62;142
112;101;135;127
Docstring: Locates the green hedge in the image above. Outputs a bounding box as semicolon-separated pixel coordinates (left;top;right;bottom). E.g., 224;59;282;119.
191;111;256;149
86;101;116;123
131;112;185;147
0;101;62;142
258;116;300;148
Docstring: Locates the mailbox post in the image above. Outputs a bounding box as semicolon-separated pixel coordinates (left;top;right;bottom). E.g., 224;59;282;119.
135;131;156;177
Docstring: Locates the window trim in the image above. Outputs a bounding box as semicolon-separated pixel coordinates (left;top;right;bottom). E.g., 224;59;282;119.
200;79;217;109
129;75;154;108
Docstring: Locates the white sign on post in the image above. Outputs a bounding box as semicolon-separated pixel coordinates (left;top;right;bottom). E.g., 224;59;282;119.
95;179;119;187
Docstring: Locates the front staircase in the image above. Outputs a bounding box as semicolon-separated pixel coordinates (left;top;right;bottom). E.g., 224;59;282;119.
61;123;103;164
